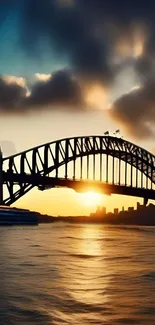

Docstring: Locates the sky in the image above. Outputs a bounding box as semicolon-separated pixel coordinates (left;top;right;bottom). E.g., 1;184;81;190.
0;0;155;215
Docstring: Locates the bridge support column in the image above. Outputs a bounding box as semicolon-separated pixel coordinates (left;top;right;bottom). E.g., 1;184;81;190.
143;197;148;206
0;148;3;205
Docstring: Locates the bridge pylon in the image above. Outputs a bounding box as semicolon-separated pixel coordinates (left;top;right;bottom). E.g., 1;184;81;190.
143;197;148;206
0;148;3;205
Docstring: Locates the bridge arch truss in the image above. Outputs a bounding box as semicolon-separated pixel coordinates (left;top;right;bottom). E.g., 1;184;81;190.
2;136;155;205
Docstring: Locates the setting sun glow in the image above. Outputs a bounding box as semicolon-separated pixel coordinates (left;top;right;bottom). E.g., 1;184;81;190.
79;191;102;207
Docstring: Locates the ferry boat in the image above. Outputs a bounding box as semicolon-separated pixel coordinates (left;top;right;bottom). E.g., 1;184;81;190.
0;206;39;225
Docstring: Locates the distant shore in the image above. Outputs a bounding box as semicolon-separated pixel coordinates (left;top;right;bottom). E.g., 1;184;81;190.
39;203;155;226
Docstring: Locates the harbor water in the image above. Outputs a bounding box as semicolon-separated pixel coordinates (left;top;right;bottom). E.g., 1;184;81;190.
1;223;155;324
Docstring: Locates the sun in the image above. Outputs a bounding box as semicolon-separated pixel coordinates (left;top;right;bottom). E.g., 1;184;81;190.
80;191;102;207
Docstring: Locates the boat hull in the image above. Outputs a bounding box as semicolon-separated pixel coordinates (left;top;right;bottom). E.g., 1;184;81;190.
0;207;39;226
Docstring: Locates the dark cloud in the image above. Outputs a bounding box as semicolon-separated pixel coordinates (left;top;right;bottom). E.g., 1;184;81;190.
0;70;86;112
20;0;113;85
20;0;155;83
0;78;26;112
134;55;155;81
0;1;155;88
1;0;155;138
26;70;85;109
79;0;155;26
110;79;155;139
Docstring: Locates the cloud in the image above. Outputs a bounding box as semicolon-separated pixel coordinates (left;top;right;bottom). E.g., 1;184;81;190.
0;77;26;112
110;78;155;139
35;73;51;82
1;0;155;139
3;75;26;88
26;70;85;109
0;2;155;92
20;0;155;84
20;0;114;85
0;71;86;113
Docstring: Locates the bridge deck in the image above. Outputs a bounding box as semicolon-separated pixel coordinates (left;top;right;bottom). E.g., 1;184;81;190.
3;172;155;201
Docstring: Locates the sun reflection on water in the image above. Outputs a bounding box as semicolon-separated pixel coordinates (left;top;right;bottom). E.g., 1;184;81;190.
60;225;111;306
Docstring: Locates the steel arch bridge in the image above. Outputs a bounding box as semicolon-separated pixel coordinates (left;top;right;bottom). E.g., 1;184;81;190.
1;135;155;206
